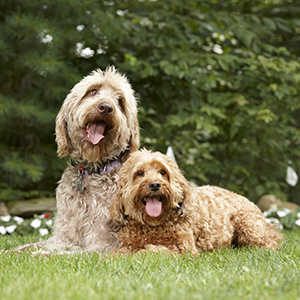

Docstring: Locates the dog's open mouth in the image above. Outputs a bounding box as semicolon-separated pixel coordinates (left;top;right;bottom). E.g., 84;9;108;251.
142;197;162;217
84;121;108;145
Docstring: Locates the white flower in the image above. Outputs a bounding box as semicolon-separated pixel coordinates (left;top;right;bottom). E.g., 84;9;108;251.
263;211;269;217
42;34;53;44
212;44;223;54
297;212;300;218
30;219;42;229
6;225;17;233
45;219;53;227
219;34;225;41
231;38;237;46
38;214;45;219
295;219;300;227
39;30;53;44
263;209;276;217
0;215;11;222
265;217;280;224
39;228;49;236
0;226;6;235
76;24;85;32
81;47;95;58
277;224;284;230
75;43;95;58
277;210;288;218
13;216;24;225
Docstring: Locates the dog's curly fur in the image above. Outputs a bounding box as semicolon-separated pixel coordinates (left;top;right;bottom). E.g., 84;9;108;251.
16;67;139;253
110;150;283;255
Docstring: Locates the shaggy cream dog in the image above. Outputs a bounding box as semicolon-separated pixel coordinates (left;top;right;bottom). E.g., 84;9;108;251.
16;67;139;253
110;150;283;255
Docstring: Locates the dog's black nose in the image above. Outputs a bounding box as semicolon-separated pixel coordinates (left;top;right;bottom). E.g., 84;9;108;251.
98;102;113;115
149;181;161;192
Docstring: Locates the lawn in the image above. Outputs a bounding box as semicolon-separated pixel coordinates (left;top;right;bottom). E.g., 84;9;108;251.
1;231;300;300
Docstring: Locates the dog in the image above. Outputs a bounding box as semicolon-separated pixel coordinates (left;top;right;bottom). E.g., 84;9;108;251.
109;150;283;255
14;67;139;254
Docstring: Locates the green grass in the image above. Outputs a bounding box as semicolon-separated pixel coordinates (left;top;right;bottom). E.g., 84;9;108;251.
1;231;300;300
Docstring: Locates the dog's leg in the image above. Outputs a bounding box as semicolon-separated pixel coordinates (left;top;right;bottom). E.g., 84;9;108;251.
31;249;86;257
141;244;175;254
232;210;283;249
12;234;80;254
13;242;42;252
175;228;198;255
108;245;174;256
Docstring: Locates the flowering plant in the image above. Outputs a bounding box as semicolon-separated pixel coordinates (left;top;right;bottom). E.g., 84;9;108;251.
0;213;53;236
1;207;299;236
264;207;300;231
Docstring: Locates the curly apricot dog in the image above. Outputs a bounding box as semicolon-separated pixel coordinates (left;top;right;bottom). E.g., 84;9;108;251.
110;150;283;255
14;67;139;254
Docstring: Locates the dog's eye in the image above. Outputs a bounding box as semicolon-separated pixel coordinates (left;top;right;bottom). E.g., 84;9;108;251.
136;171;144;177
118;96;125;112
160;170;167;176
90;90;97;96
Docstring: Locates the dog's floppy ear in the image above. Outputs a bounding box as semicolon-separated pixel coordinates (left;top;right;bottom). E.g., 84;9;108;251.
110;183;127;225
129;119;140;153
123;119;140;161
55;103;72;157
122;84;140;160
178;183;193;217
167;157;193;217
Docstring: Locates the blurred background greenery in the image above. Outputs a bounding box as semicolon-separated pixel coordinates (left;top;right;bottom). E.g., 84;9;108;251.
0;0;300;205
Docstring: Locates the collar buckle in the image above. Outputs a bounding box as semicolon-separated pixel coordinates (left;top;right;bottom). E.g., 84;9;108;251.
75;167;85;193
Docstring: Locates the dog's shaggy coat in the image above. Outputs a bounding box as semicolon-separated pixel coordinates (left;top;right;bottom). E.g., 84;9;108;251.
16;67;139;253
110;150;283;255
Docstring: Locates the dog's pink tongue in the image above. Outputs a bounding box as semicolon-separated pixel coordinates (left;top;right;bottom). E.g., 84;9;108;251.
86;123;105;145
145;197;162;217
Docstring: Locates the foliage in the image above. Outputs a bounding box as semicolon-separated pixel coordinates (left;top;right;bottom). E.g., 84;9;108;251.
0;213;53;236
264;207;300;231
0;0;300;202
1;231;300;300
0;207;299;236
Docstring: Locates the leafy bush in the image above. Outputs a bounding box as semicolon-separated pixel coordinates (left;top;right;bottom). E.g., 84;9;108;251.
0;0;299;203
264;207;300;231
0;213;53;236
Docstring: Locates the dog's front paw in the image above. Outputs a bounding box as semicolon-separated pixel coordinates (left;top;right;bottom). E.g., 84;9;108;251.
14;243;41;252
31;250;52;257
143;244;174;254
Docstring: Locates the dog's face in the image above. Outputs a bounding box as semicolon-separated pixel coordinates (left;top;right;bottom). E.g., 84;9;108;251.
55;67;139;163
110;150;193;226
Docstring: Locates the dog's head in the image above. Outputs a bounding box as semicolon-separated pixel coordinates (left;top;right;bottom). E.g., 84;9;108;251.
110;149;193;226
55;66;139;163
